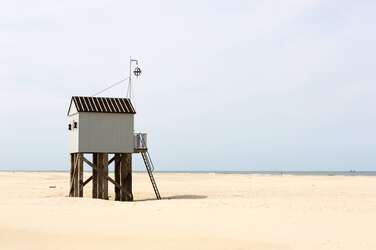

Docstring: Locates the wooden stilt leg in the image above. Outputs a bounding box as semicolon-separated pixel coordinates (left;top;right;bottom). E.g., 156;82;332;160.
78;153;84;197
97;153;104;199
69;153;74;197
92;153;98;198
103;154;109;200
73;154;79;197
114;154;121;201
120;153;133;201
125;153;133;201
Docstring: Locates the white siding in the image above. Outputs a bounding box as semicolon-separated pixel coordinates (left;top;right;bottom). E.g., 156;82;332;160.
68;113;79;153
68;101;78;115
73;112;134;153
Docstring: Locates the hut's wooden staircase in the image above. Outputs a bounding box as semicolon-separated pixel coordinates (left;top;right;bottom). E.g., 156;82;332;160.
141;150;161;200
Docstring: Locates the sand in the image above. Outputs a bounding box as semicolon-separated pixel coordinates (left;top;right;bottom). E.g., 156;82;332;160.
0;172;375;250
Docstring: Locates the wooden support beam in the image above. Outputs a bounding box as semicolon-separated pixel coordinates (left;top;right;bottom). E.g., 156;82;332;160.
114;153;121;201
69;154;80;197
108;155;116;165
107;176;121;189
82;156;95;168
69;153;75;197
103;154;109;200
107;176;129;195
92;153;98;198
83;175;93;187
78;153;84;197
120;153;133;201
97;153;104;199
73;154;80;197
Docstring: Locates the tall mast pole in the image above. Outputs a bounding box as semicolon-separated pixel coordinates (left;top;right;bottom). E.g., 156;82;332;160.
128;57;132;99
128;57;141;100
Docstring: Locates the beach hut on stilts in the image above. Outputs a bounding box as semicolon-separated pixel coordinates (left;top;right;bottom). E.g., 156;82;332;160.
66;58;161;201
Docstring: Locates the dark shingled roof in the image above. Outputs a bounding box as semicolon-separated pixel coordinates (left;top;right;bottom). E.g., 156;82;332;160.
68;96;136;115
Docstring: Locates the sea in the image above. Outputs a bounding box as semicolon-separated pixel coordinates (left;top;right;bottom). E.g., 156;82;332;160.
2;170;376;176
153;171;376;176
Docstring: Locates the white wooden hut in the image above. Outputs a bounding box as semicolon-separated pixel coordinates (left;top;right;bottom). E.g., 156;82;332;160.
67;96;136;153
67;96;160;201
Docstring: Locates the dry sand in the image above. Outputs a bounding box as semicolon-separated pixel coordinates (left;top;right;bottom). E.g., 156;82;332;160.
0;172;375;250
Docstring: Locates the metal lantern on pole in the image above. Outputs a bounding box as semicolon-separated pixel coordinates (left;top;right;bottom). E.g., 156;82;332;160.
133;66;142;77
127;57;142;99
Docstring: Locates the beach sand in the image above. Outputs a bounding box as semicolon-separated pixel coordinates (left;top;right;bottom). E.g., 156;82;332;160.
0;172;374;250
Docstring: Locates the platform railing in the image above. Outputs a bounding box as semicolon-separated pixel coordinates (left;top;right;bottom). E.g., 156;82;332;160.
134;133;147;151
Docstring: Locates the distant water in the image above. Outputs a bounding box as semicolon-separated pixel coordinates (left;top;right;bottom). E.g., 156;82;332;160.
156;171;376;176
1;170;376;176
157;171;376;176
131;170;376;176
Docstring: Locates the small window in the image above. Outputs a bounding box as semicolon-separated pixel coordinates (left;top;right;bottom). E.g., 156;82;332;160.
68;124;72;130
73;122;78;128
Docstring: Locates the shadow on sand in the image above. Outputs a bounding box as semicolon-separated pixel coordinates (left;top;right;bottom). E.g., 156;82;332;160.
136;194;207;202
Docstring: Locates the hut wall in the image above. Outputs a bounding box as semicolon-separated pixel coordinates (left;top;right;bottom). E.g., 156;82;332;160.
68;113;80;153
75;112;134;153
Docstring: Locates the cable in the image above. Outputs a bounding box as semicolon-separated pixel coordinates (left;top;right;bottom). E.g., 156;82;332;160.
91;77;129;97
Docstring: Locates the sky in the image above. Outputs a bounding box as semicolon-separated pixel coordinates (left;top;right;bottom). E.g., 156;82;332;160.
0;0;375;171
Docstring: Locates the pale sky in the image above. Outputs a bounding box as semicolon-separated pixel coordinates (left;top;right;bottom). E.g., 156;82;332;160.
1;0;375;171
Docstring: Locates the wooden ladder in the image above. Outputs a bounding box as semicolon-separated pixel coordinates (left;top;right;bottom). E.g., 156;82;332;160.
141;151;161;200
